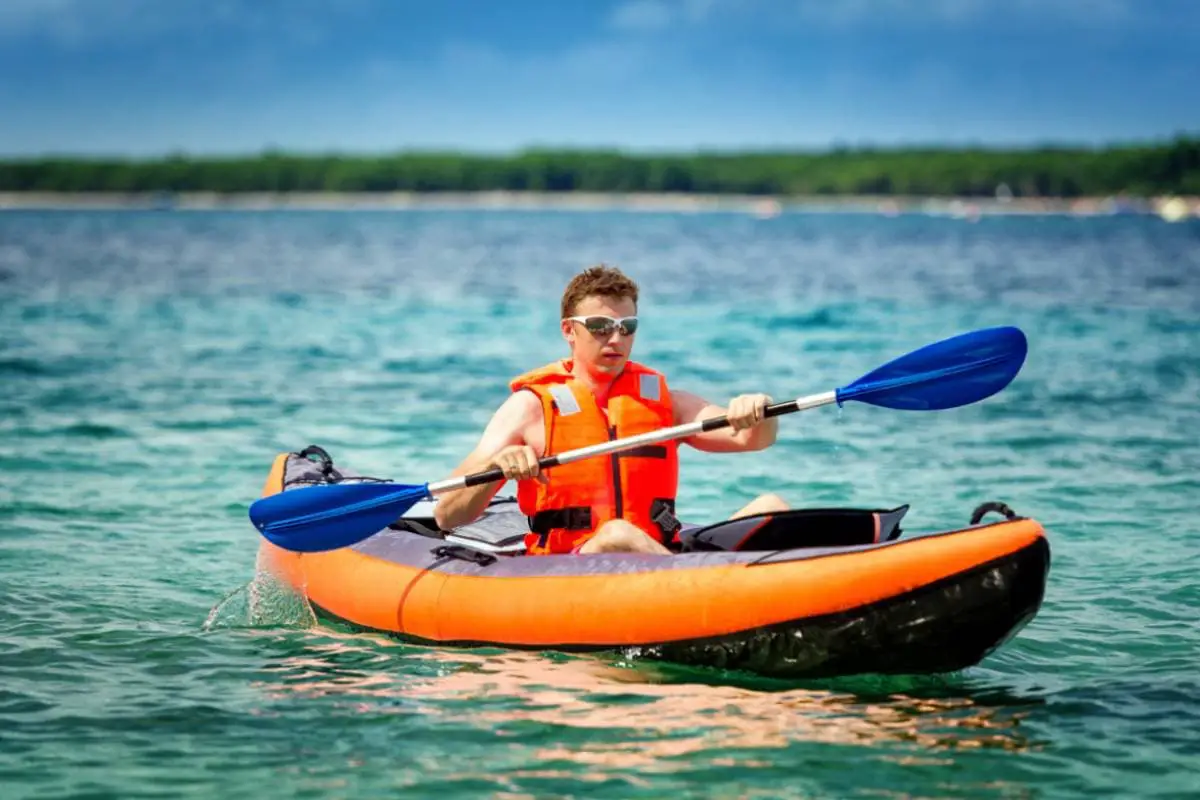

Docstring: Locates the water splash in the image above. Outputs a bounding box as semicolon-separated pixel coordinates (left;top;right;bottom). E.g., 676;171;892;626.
202;569;315;631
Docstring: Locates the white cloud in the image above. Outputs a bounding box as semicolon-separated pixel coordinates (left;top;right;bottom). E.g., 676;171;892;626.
608;0;721;31
432;36;657;86
607;0;1149;31
610;0;674;31
785;0;1138;26
0;0;74;32
0;0;207;42
0;0;375;44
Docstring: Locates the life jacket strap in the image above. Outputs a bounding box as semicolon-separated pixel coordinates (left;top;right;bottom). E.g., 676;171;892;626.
529;502;682;547
614;445;669;459
528;506;593;550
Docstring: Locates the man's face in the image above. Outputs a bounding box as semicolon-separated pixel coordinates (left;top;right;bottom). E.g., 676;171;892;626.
561;294;638;378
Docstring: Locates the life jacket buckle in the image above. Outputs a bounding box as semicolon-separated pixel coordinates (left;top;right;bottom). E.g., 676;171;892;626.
651;499;682;537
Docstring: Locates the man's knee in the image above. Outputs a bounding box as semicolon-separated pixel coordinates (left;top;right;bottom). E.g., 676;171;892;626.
754;493;789;512
579;520;667;554
730;492;790;519
594;519;649;547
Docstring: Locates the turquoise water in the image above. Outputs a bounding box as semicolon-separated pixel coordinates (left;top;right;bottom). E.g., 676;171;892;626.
2;209;1198;798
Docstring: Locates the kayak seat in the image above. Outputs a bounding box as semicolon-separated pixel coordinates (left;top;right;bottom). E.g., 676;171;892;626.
677;505;910;553
389;499;911;556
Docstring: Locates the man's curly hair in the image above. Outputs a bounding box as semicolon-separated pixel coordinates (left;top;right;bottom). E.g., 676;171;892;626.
560;264;640;318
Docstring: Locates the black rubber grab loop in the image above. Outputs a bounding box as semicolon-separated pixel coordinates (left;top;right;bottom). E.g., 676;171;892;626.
970;501;1019;525
297;445;335;477
432;545;497;567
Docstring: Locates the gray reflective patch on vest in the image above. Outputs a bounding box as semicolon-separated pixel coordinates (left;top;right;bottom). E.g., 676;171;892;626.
548;384;581;416
639;373;661;402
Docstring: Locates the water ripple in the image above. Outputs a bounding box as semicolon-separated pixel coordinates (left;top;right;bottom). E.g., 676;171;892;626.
1;209;1197;798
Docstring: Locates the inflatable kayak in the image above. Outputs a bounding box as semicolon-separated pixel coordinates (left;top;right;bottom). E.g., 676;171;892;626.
253;445;1051;679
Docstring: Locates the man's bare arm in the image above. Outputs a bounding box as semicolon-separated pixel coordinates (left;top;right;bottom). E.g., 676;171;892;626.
673;389;779;453
432;391;543;531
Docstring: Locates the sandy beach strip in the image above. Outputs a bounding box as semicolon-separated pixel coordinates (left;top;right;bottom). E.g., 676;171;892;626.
0;190;1196;218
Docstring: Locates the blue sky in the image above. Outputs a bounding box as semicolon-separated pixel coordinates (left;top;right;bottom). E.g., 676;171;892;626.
2;0;1198;156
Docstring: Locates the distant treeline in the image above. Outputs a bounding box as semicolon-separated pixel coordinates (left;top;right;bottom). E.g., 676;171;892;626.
2;136;1198;197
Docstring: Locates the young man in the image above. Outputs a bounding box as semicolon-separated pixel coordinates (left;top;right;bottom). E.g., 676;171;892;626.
433;265;789;555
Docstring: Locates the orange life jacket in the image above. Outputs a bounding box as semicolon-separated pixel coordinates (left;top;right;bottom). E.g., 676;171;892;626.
510;359;681;555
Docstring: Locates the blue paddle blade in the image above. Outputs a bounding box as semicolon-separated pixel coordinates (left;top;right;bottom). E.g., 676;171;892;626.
835;326;1028;410
248;482;430;553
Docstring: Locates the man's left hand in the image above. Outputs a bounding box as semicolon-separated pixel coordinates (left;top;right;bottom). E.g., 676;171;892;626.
726;393;773;433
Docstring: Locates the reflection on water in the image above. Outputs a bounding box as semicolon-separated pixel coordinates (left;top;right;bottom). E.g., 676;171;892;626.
221;566;1047;795
251;632;1045;773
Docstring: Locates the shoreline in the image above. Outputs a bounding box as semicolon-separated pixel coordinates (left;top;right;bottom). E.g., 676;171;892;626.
1;190;1197;219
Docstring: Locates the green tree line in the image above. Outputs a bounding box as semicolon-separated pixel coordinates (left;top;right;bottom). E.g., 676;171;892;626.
2;136;1198;197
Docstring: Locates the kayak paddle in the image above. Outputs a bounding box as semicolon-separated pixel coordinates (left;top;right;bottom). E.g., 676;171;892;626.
249;325;1027;553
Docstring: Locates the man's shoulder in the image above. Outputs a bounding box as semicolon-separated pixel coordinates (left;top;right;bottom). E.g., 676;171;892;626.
476;389;543;448
500;387;545;419
502;387;545;450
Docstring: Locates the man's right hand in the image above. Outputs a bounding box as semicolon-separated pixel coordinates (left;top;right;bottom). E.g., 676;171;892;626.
489;444;547;483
